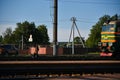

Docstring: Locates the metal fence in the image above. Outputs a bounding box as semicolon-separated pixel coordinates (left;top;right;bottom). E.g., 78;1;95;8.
63;47;100;55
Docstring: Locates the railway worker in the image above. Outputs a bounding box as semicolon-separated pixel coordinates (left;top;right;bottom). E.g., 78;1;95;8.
30;45;38;58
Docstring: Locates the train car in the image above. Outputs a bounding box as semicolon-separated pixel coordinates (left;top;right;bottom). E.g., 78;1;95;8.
100;20;120;56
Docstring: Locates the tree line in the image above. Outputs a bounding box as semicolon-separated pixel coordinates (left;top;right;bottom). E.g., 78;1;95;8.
86;14;120;48
64;14;120;48
0;14;120;48
0;21;50;45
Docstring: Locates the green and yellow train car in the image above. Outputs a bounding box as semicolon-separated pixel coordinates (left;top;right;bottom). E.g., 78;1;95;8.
100;20;120;56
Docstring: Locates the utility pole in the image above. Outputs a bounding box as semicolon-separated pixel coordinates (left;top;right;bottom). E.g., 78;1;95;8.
68;17;85;55
72;18;75;55
22;35;23;50
53;0;58;56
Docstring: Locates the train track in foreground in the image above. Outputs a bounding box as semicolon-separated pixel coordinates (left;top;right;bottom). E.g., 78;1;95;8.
0;73;120;80
0;55;120;61
0;60;120;77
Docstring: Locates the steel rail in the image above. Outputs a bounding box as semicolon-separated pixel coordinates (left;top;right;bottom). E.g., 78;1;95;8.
0;60;120;76
0;60;120;64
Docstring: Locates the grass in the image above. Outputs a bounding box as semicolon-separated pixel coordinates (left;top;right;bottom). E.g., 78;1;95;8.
88;52;100;54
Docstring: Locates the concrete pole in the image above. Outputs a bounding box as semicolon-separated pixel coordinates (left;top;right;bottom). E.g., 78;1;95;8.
22;35;23;50
72;21;75;55
53;0;58;56
71;17;76;55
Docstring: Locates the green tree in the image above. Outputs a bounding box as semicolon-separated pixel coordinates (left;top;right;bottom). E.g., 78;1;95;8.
37;25;50;45
0;35;3;43
86;14;120;48
13;21;49;45
13;21;36;44
110;14;118;20
86;15;110;48
74;36;85;44
2;27;14;44
2;21;50;45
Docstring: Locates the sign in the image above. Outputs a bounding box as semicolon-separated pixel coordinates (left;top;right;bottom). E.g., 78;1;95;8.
29;34;33;42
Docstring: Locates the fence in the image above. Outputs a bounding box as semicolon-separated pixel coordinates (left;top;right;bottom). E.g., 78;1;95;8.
63;47;100;55
29;47;100;55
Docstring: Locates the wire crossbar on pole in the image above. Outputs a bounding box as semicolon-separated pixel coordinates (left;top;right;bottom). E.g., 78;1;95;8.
68;17;85;54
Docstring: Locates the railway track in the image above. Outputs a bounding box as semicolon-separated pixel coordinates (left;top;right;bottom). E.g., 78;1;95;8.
0;60;120;78
1;73;120;80
0;55;120;61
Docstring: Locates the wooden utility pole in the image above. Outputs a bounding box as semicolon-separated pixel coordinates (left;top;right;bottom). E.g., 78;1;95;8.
53;0;58;56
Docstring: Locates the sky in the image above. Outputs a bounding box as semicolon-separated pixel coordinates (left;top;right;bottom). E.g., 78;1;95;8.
0;0;120;42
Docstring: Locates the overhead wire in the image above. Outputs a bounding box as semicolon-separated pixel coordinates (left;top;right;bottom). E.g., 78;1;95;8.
0;0;119;24
59;0;120;5
48;0;54;23
0;17;100;24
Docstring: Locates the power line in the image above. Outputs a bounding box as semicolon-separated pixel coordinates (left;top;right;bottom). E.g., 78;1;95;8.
77;20;97;23
0;19;97;24
59;0;120;5
48;0;54;23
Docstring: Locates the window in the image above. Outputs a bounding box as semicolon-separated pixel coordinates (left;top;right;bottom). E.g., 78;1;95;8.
117;27;120;32
102;24;114;32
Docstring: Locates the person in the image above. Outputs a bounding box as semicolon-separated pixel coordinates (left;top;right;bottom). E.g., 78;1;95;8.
30;45;38;58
